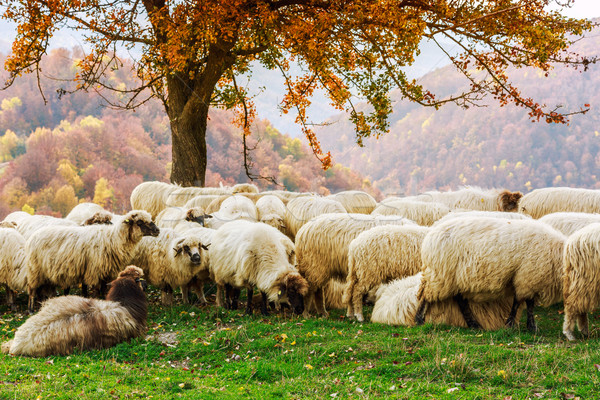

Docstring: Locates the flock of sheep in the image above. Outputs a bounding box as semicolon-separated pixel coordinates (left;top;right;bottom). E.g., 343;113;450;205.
3;183;600;356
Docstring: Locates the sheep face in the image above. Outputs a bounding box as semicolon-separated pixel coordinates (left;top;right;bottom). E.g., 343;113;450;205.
185;208;213;227
82;211;113;226
498;190;523;212
278;273;309;315
124;211;160;239
117;265;147;290
261;215;285;232
174;237;209;266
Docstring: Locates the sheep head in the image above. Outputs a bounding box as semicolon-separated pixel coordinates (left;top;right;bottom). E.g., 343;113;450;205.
185;207;213;227
0;221;17;229
173;236;209;266
498;190;523;212
277;272;309;315
116;265;147;291
260;215;285;232
123;210;160;241
82;211;113;226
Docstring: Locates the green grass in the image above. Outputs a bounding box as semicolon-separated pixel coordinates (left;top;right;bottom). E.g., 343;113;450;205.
1;288;600;399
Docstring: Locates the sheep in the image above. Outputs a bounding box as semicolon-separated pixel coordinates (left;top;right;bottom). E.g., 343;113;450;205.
4;212;77;240
1;266;147;357
26;210;159;312
130;181;177;219
232;183;259;194
0;225;27;311
519;187;600;219
184;194;222;210
204;193;264;214
260;190;313;204
205;195;258;230
327;190;377;214
416;187;522;212
415;217;566;332
284;196;347;240
372;200;450;226
371;274;523;330
296;213;416;317
155;206;211;231
538;212;600;237
344;225;430;322
131;228;209;305
256;195;287;233
166;186;233;207
178;226;215;304
433;210;532;226
66;202;114;225
562;223;600;340
209;220;308;315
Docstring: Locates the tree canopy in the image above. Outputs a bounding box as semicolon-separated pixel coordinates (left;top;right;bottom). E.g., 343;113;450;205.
1;0;596;186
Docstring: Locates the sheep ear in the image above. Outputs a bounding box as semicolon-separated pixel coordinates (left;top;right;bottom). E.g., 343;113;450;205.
201;243;210;250
174;247;183;257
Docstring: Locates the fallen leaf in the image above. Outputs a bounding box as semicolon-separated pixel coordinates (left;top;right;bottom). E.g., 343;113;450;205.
594;364;600;371
356;387;364;394
305;364;313;370
447;387;459;393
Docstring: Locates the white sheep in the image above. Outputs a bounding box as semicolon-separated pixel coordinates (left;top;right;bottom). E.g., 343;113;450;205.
562;223;600;340
4;212;77;240
344;225;430;322
256;195;287;233
415;217;565;332
184;194;222;210
371;274;523;330
155;206;210;231
0;225;27;311
205;195;258;230
204;193;264;214
296;213;416;317
130;181;178;219
178;226;215;304
232;183;259;194
260;190;313;204
372;200;450;226
433;210;532;226
519;187;600;219
26;210;160;312
65;202;110;224
166;186;233;207
539;212;600;237
284;196;347;240
209;220;308;315
416;187;522;212
131;228;210;305
327;190;377;214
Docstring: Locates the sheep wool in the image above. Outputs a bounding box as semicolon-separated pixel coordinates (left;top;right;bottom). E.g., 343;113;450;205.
539;212;600;237
206;195;258;229
562;223;600;340
433;210;532;226
372;200;450;226
327;190;378;214
4;213;77;240
284;196;347;239
519;187;600;219
66;202;108;225
371;274;522;330
256;195;287;233
416;217;565;332
184;194;222;210
2;266;147;357
0;226;27;310
130;181;177;219
344;225;429;322
416;187;522;212
296;213;416;317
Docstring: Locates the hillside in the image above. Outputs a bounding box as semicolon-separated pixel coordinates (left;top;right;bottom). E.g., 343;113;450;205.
315;27;600;195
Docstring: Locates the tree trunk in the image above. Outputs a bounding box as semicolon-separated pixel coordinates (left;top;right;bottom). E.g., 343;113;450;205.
169;103;209;187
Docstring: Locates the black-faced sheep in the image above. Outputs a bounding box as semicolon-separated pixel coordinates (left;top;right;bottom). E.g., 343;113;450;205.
1;266;147;357
26;210;159;312
209;220;308;315
415;217;565;332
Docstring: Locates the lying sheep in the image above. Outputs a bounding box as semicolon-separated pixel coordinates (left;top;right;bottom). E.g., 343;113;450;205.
0;224;27;311
26;210;159;312
130;181;177;219
155;206;210;231
284;196;347;239
372;200;450;226
296;213;416;317
344;225;429;322
539;212;600;237
2;266;147;356
372;274;523;330
327;190;378;214
415;217;565;332
209;220;308;315
519;187;600;219
562;223;600;340
131;228;209;305
256;195;287;233
206;195;258;230
416;187;522;212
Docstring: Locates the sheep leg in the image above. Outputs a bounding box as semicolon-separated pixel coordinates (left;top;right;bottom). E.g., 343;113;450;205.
260;292;271;316
27;287;37;314
216;284;225;308
454;294;481;329
344;279;355;318
245;286;254;315
99;280;108;297
7;289;17;312
182;285;190;304
577;313;589;338
562;311;577;341
351;286;365;323
81;284;89;298
312;287;328;317
505;296;522;328
525;299;537;333
161;285;174;306
415;300;429;325
63;287;70;296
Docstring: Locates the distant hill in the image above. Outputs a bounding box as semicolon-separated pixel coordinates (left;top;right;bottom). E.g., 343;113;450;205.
315;27;600;196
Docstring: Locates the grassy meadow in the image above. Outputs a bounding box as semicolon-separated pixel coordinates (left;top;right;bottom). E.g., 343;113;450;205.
1;287;599;400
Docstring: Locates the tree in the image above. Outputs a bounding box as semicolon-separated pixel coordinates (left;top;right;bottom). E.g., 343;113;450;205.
0;1;596;186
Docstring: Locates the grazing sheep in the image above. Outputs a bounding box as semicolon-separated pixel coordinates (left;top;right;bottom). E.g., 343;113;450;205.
327;190;377;214
415;217;565;332
344;225;429;322
4;212;77;240
26;210;159;312
416;187;522;212
284;196;347;240
130;181;177;219
562;223;600;340
0;225;27;311
433;210;532;226
1;266;147;357
256;195;287;233
372;200;450;226
184;194;222;210
519;187;600;219
372;274;523;330
209;220;308;315
539;212;600;237
131;228;209;305
296;213;416;317
205;195;258;230
156;206;210;231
